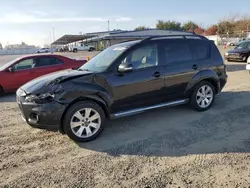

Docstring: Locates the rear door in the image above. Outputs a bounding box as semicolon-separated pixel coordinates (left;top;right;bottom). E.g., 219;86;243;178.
31;56;64;78
159;39;208;100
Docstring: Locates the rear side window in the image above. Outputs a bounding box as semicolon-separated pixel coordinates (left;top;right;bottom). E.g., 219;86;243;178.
34;57;63;68
163;42;192;64
191;42;209;60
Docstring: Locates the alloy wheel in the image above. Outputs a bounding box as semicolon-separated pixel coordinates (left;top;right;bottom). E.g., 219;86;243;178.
196;85;214;108
70;108;101;138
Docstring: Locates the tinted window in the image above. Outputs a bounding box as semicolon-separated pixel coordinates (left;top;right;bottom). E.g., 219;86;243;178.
121;44;158;69
13;59;34;71
247;43;250;49
34;57;63;68
235;42;248;49
163;42;192;64
192;43;208;60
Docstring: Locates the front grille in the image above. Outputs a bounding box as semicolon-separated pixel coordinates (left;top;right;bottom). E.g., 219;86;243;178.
228;53;239;58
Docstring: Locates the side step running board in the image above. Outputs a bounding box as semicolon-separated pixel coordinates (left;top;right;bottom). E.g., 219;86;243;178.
113;99;188;119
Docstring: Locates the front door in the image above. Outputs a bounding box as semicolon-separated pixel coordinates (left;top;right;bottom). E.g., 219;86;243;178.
107;43;165;112
8;58;35;90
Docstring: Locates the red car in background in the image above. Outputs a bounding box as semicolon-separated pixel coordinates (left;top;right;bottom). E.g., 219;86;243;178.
0;54;87;94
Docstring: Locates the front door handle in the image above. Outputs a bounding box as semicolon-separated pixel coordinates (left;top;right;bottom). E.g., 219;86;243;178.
192;64;198;70
153;72;161;78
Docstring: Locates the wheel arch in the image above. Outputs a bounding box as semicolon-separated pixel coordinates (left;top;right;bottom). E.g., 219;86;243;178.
185;69;220;97
59;95;109;134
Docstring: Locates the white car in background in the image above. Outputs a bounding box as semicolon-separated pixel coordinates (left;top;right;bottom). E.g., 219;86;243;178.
69;43;95;53
37;48;50;53
246;56;250;74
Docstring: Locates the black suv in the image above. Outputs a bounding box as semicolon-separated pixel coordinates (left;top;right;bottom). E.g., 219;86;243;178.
224;41;250;62
16;35;227;142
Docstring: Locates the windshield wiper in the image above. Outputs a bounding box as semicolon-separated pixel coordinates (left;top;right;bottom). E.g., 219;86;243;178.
78;68;90;71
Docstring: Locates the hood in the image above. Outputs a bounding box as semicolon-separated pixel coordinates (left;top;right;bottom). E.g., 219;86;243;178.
228;48;250;53
20;69;92;94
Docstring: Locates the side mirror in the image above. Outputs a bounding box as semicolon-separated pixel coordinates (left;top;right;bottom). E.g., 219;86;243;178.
8;67;14;72
118;63;133;73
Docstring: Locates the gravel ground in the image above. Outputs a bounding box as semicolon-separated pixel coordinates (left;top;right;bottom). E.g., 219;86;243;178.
1;48;250;188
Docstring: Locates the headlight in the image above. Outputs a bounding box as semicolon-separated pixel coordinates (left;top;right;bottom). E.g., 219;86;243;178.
225;52;229;56
25;85;63;104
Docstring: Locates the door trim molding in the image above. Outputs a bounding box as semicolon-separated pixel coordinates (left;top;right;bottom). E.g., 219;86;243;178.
112;99;188;119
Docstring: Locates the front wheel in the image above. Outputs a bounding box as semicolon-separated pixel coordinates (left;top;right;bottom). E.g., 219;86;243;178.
190;81;215;111
73;49;78;53
63;101;105;142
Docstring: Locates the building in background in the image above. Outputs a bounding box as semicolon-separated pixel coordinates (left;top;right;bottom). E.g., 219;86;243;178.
0;42;39;55
52;29;193;51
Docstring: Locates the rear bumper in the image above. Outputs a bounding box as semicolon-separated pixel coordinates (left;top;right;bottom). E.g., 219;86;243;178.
17;96;67;131
218;74;227;92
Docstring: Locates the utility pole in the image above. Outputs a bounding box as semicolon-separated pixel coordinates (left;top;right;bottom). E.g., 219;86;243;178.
52;27;55;42
108;20;110;31
247;23;249;38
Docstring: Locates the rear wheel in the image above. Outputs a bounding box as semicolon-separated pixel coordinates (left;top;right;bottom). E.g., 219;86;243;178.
190;81;215;111
73;49;78;53
63;101;105;142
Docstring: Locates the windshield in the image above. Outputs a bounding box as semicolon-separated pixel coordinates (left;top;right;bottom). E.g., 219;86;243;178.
235;42;248;49
79;41;139;72
0;57;20;71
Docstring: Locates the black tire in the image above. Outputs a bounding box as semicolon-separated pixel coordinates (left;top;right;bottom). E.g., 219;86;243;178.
89;47;94;52
63;101;105;142
242;56;248;62
73;49;78;53
190;81;216;111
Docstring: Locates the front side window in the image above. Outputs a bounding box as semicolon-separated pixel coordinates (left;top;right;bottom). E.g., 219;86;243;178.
79;41;139;72
121;44;158;69
13;59;34;71
163;42;192;64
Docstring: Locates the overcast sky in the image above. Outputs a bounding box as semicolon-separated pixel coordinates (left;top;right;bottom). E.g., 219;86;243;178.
0;0;250;47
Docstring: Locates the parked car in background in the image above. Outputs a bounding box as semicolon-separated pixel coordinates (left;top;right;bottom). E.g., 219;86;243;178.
0;54;87;94
224;41;250;62
227;41;237;46
37;48;50;53
245;56;250;73
16;34;227;142
69;43;95;53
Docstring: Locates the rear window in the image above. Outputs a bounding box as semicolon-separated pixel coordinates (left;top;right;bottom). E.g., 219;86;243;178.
163;42;192;64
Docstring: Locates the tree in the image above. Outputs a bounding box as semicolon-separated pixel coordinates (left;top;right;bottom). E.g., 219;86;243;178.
134;26;150;31
183;21;198;32
205;25;218;35
0;43;2;49
194;27;204;35
156;20;182;30
217;21;234;34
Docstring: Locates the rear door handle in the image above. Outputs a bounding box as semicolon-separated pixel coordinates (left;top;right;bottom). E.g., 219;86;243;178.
192;64;198;70
153;72;161;78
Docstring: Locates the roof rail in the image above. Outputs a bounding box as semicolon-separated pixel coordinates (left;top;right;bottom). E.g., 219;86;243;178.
141;34;208;42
